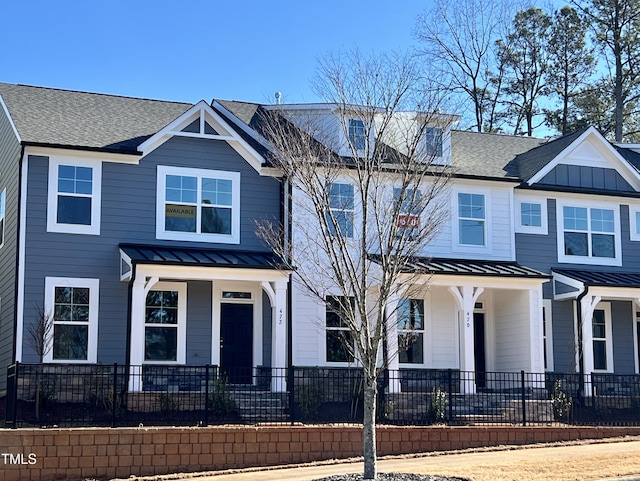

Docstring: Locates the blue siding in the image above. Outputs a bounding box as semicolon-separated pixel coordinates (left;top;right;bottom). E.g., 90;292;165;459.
20;136;281;363
551;300;576;373
540;165;634;192
612;301;635;374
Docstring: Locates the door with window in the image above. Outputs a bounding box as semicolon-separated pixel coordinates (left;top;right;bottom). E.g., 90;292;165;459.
220;299;253;384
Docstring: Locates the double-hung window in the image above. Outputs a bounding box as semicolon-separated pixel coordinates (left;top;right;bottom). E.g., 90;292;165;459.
397;298;424;364
157;166;240;244
458;193;485;246
591;304;612;372
47;158;102;235
0;189;5;247
326;295;355;363
348;119;366;151
394;188;421;239
559;202;620;265
326;183;354;238
425;127;443;157
144;282;186;364
44;277;99;363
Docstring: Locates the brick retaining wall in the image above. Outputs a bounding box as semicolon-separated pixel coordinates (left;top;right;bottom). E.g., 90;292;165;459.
1;425;640;481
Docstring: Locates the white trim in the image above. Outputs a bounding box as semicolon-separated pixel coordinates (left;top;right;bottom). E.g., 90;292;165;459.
43;277;99;363
451;186;492;254
24;145;140;164
0;189;5;249
397;296;427;367
591;302;614;373
139;101;267;174
515;195;548;235
156;165;241;244
542;299;554;371
629;204;640;241
15;154;29;362
556;198;622;267
47;156;102;235
143;281;187;365
0;94;21;142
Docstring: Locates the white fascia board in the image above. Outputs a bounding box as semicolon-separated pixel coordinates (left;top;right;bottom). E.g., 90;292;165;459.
399;273;547;290
528;126;640;189
24;145;140;164
139;100;267;175
135;264;291;283
0;94;21;143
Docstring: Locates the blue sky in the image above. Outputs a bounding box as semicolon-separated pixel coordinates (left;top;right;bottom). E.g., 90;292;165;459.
1;0;430;105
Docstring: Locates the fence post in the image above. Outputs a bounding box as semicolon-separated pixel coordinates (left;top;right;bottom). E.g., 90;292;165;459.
289;366;295;426
204;364;210;426
5;362;18;428
111;363;118;428
447;369;453;423
521;370;527;426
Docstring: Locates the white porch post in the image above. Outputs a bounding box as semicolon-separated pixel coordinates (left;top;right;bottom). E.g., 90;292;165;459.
449;285;484;394
580;294;601;388
128;275;159;392
529;286;545;374
267;280;288;393
386;292;401;394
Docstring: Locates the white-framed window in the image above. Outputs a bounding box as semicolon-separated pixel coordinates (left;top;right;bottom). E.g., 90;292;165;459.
144;282;187;364
348;119;366;151
425;127;443;157
44;277;99;363
542;299;553;371
393;187;421;239
398;298;424;364
47;157;102;235
557;200;621;266
156;166;240;244
457;192;486;246
325;295;355;363
629;204;640;241
0;189;5;248
592;303;613;372
326;183;354;238
515;196;548;235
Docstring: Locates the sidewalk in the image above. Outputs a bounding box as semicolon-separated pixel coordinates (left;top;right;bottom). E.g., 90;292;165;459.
159;437;640;481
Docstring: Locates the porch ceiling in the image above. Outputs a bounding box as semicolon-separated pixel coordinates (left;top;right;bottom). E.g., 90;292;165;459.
369;255;549;279
120;243;289;270
553;268;640;288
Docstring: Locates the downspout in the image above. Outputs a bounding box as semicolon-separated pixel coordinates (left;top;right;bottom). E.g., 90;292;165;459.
11;144;26;365
124;262;137;388
575;284;588;405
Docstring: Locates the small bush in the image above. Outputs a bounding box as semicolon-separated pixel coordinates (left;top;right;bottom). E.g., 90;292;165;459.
551;379;572;421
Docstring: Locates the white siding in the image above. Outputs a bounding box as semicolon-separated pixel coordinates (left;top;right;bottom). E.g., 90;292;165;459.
428;286;458;368
291;278;322;365
493;289;531;371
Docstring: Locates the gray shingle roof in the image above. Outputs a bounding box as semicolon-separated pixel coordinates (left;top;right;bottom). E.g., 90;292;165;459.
0;83;193;153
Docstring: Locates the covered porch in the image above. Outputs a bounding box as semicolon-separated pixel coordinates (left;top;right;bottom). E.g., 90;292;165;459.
119;244;290;392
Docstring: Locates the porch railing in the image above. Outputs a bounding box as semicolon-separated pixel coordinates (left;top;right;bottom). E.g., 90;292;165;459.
5;363;640;428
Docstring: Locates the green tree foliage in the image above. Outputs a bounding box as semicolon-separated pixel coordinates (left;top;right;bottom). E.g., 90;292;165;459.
545;6;596;135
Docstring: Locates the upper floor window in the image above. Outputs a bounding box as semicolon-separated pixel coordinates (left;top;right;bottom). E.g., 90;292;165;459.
326;183;354;238
515;197;547;235
394;188;420;239
559;204;620;265
425;127;443;157
521;202;541;227
629;205;640;241
458;193;485;246
398;298;424;364
0;189;5;247
156;166;240;244
348;119;366;150
326;295;355;363
44;277;99;363
47;158;102;235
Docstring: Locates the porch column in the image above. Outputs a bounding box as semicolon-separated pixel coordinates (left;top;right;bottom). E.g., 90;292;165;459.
579;294;601;382
385;292;401;394
529;286;545;374
449;285;484;394
268;280;288;393
128;275;159;392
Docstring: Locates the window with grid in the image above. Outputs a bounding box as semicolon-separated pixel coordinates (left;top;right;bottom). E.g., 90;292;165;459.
326;183;354;238
394;188;421;239
326;296;355;363
458;193;485;246
348;119;366;150
145;290;180;362
397;298;424;364
563;206;615;258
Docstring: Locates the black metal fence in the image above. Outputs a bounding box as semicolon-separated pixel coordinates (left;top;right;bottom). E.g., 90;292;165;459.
5;363;640;428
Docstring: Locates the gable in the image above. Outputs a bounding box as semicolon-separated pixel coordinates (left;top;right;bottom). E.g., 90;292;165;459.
527;127;640;192
138;100;267;174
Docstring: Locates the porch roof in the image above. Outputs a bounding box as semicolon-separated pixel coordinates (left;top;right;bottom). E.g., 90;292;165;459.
371;255;549;278
553;269;640;288
119;244;288;270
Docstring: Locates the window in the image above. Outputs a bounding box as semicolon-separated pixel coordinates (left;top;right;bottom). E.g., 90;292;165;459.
47;158;101;235
393;188;420;239
397;298;424;364
515;197;547;235
144;283;186;363
156;166;240;244
326;183;354;238
425;127;443;157
0;189;5;247
629;205;640;241
458;193;485;246
348;119;366;150
44;277;99;363
592;305;613;372
521;203;541;227
558;203;620;265
326;296;354;363
542;299;553;371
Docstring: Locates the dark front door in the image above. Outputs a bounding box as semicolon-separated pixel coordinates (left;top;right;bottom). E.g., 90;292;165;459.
474;312;487;389
220;303;253;384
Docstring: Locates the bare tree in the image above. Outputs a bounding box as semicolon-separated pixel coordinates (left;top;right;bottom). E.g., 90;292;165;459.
257;51;453;480
415;0;518;132
26;307;54;419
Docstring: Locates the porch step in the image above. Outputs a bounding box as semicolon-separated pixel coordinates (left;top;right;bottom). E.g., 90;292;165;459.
230;390;290;422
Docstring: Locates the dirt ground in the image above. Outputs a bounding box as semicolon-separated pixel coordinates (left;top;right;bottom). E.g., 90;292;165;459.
136;437;640;481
